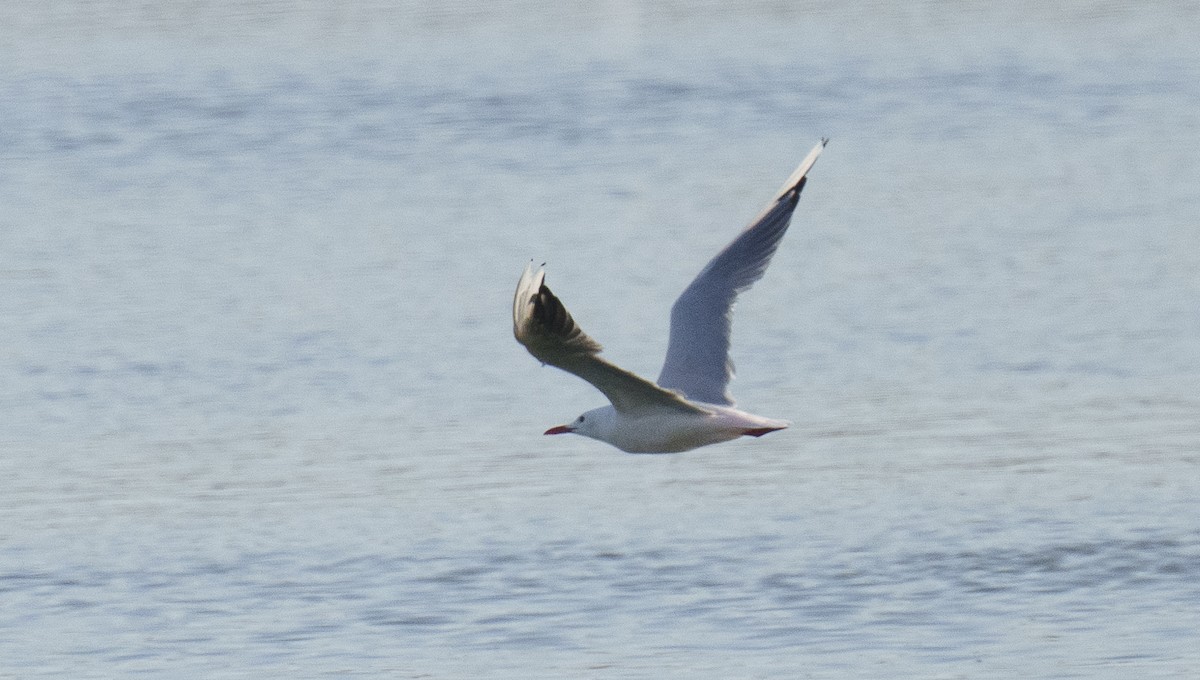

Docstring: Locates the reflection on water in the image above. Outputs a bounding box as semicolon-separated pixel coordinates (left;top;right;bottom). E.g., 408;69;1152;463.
2;1;1199;678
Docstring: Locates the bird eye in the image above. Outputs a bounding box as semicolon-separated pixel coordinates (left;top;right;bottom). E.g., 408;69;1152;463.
578;416;586;423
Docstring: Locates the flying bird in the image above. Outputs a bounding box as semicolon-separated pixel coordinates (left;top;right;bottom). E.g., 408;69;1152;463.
513;139;826;453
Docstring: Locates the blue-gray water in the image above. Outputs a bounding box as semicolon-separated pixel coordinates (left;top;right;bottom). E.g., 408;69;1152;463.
3;2;1200;678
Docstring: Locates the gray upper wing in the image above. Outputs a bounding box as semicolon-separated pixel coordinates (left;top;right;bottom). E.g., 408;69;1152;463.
656;140;826;405
514;263;708;416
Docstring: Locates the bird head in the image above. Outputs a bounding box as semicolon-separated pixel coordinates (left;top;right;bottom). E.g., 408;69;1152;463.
544;406;614;441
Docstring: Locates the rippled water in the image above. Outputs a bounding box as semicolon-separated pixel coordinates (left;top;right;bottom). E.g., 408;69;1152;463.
3;2;1200;678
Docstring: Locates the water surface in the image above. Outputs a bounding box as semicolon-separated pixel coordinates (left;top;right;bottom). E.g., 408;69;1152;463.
2;2;1199;678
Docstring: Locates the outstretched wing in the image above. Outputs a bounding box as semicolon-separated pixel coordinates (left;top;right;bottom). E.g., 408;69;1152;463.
656;139;826;406
514;263;707;416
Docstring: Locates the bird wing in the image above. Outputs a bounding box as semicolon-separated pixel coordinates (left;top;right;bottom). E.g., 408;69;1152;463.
514;263;708;416
656;139;826;406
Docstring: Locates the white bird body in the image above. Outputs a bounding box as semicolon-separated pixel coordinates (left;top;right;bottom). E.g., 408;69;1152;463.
513;140;826;453
553;404;790;454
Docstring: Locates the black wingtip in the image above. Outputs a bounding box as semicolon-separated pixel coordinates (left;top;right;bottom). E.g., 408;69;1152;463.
531;280;603;354
782;176;808;203
533;283;560;327
781;138;827;200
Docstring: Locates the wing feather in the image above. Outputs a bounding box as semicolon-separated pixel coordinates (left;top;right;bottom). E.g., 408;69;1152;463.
514;263;707;416
656;139;826;405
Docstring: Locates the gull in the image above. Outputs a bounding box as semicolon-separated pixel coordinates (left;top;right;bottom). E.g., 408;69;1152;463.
513;139;826;453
